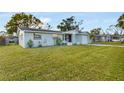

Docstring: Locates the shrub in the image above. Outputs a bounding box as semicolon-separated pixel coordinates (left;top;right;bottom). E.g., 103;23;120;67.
27;39;33;48
73;43;77;45
56;38;62;45
38;41;42;47
62;42;66;45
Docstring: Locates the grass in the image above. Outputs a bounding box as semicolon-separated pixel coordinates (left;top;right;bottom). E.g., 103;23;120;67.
0;45;124;80
93;42;124;46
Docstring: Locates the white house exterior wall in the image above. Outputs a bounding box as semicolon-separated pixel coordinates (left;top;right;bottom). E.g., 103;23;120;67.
72;34;76;44
23;33;60;48
24;33;33;48
75;34;90;44
19;30;25;48
42;34;55;46
81;35;89;44
76;35;82;44
101;36;106;42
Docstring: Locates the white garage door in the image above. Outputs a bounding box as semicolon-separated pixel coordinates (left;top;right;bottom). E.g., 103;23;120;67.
82;36;88;44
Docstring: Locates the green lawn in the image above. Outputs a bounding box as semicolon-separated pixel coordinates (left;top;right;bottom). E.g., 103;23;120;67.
93;42;124;46
0;45;124;80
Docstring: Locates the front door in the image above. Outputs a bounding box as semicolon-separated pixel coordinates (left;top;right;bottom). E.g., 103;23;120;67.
65;34;72;42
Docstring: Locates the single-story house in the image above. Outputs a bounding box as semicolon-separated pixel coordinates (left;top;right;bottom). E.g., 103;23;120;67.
18;27;91;48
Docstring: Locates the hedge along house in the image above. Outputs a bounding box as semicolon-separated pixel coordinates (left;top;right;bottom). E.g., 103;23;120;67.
18;27;90;48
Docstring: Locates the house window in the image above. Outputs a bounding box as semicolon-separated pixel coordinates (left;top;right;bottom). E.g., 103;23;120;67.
34;33;41;40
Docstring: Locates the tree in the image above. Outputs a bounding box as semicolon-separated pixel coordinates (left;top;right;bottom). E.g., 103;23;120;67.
116;13;124;35
57;16;83;31
45;23;52;30
108;25;122;35
90;28;101;42
5;13;43;34
90;28;101;35
117;13;124;29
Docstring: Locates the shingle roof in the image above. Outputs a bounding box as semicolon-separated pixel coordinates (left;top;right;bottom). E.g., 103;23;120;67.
19;27;62;34
19;27;89;35
62;30;89;35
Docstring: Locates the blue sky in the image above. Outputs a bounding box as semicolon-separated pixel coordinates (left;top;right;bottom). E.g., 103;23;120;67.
0;12;123;32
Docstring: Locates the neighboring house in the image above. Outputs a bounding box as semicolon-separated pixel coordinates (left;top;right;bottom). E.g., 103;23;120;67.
18;27;91;48
0;31;6;45
5;36;18;44
111;35;121;42
0;31;6;36
95;35;112;42
94;34;124;42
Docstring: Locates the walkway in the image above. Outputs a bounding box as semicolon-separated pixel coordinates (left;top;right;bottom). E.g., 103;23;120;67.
87;44;124;48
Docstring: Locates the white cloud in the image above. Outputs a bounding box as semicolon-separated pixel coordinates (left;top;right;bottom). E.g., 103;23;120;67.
40;17;51;24
40;17;52;29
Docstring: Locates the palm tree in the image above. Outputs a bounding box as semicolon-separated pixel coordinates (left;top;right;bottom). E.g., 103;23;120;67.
117;13;124;29
116;14;124;42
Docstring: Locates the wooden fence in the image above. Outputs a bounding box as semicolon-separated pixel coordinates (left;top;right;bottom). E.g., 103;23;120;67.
0;36;6;45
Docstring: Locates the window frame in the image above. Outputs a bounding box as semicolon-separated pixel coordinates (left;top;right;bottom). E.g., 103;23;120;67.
33;33;41;40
